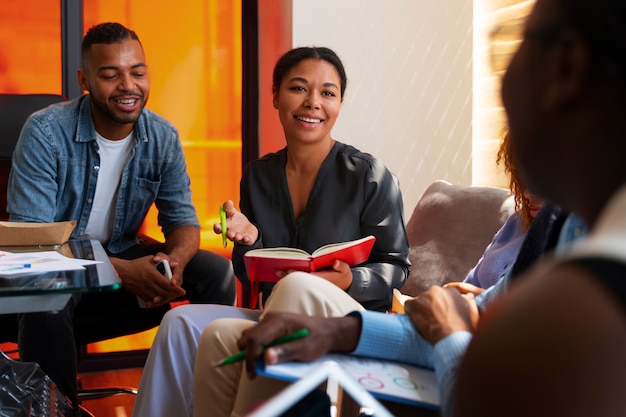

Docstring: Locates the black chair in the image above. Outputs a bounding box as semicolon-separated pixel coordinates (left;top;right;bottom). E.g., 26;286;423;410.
0;94;69;221
0;93;163;415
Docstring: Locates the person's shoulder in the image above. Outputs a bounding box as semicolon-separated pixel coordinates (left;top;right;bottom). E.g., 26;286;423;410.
258;146;287;160
139;107;178;136
334;141;392;175
334;141;367;159
140;107;175;128
248;147;287;168
240;147;286;182
29;96;81;124
496;212;525;238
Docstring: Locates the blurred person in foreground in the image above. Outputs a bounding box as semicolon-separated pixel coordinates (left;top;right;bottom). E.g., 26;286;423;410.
453;0;626;414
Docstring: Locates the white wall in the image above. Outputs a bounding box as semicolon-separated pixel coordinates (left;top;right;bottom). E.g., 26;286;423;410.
291;0;474;218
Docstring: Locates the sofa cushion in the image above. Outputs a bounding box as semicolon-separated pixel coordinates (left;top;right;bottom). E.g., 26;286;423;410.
399;180;515;296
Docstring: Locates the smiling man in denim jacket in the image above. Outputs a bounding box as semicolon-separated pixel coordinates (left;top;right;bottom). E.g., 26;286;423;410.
7;22;235;413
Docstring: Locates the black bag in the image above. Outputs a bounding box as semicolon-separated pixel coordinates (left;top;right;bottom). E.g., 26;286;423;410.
0;350;73;417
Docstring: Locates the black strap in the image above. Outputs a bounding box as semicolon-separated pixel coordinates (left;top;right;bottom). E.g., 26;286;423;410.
510;204;569;280
572;257;626;310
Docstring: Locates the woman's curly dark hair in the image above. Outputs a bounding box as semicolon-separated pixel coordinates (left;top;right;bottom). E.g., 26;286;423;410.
496;126;534;232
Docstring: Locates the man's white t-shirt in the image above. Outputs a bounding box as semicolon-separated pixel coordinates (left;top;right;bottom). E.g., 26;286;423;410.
84;132;133;243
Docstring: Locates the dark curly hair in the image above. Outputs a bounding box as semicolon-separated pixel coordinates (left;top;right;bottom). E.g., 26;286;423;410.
496;126;534;231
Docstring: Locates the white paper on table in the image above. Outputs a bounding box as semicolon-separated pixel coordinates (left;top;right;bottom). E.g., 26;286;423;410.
0;250;102;276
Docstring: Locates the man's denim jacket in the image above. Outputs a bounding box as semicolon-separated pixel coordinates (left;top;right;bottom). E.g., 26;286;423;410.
7;94;200;254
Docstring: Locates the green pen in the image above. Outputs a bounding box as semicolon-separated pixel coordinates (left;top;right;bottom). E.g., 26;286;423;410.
212;328;309;368
220;205;228;248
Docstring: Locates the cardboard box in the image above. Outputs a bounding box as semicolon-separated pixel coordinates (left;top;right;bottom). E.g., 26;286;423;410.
0;220;76;246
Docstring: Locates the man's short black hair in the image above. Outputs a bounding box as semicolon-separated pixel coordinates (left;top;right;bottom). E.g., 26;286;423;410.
82;22;141;53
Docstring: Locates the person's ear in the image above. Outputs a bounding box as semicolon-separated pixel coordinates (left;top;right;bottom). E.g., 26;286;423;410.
77;68;89;92
542;29;592;110
272;87;279;109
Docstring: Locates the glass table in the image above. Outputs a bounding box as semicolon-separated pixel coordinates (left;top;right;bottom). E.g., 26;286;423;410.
0;240;121;314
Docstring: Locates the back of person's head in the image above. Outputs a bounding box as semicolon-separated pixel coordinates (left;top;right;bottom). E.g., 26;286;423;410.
557;0;626;86
272;47;348;98
81;22;141;61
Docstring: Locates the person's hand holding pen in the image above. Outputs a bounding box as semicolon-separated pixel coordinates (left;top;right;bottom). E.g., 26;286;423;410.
213;328;310;367
236;311;362;379
213;200;259;246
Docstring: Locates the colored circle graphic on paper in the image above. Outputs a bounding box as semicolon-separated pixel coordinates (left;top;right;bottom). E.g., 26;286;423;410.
393;377;418;391
358;375;385;390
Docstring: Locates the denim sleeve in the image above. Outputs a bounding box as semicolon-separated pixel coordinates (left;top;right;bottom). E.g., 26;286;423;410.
8;115;59;223
349;310;435;369
433;331;473;417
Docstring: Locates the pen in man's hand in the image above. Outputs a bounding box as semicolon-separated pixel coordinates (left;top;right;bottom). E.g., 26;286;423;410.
212;328;309;368
220;205;228;248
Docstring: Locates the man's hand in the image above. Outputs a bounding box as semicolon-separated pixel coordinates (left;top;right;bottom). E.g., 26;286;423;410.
404;285;479;346
162;226;198;287
213;199;259;246
111;254;186;308
238;311;362;379
152;252;183;287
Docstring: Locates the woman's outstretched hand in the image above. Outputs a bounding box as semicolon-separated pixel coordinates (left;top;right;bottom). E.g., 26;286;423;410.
213;199;259;246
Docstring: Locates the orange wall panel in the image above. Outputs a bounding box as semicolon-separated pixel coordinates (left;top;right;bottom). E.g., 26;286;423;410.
85;0;242;255
0;2;62;94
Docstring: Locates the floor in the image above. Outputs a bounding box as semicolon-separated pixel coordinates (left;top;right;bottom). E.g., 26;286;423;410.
77;329;156;417
1;290;244;417
0;331;151;417
79;368;142;417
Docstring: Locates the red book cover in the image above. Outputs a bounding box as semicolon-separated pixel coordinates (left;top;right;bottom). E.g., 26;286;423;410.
243;235;376;284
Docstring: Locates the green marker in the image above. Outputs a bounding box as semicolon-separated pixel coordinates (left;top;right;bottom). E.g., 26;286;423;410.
220;205;228;248
212;328;309;367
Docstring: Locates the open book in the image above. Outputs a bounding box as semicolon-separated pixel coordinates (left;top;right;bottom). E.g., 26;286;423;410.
243;235;376;284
